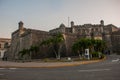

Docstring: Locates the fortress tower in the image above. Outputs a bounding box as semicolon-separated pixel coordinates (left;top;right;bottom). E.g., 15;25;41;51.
100;20;104;26
19;21;24;30
18;21;25;35
71;21;75;33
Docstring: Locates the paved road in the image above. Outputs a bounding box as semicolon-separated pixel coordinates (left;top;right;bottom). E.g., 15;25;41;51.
0;54;120;80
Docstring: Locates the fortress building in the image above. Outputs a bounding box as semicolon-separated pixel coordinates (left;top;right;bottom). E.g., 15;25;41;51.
111;29;120;53
8;21;51;60
50;20;118;53
8;20;119;60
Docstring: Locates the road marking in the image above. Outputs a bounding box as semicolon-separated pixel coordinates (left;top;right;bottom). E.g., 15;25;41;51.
0;68;17;70
0;68;5;69
78;69;111;72
112;58;119;62
9;68;17;70
0;74;4;76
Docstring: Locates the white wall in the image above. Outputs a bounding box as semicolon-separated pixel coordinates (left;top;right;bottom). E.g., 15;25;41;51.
0;50;5;58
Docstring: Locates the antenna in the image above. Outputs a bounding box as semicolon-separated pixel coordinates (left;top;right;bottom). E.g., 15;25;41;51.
68;17;70;27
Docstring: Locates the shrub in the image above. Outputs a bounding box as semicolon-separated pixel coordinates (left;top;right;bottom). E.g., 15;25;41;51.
100;54;105;59
91;51;104;59
91;52;99;58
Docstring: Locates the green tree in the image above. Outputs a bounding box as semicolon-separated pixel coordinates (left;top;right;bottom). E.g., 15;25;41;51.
72;41;82;58
94;39;106;52
40;33;64;59
72;38;106;58
18;45;39;60
72;38;91;58
19;48;30;60
29;45;39;59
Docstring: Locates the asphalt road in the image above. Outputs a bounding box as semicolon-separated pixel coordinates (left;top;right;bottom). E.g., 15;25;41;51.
0;54;120;80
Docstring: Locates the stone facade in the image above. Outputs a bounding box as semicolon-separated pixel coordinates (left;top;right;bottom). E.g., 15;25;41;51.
111;29;120;53
0;38;11;59
9;20;120;60
50;20;119;54
8;21;51;60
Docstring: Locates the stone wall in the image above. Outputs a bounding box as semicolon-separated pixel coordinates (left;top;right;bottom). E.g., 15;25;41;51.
9;20;120;60
111;30;120;53
30;29;52;59
9;28;52;60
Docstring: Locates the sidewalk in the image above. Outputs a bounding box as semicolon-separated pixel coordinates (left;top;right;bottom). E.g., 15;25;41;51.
0;58;105;68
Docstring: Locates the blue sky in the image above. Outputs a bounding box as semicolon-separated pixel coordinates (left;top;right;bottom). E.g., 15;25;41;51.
0;0;120;38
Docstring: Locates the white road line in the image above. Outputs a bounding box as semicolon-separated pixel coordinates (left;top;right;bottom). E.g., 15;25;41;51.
78;69;111;72
0;74;4;75
0;68;5;69
112;58;119;62
0;68;18;70
9;68;17;70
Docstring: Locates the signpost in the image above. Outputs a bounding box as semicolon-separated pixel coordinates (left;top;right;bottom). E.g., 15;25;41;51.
85;49;90;60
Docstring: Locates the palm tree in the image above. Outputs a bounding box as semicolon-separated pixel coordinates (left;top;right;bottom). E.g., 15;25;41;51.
18;45;39;60
40;33;64;59
19;48;30;60
29;45;39;59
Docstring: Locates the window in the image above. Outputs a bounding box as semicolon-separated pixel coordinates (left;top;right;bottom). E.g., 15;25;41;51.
91;28;94;32
95;28;98;32
87;29;89;33
82;29;85;33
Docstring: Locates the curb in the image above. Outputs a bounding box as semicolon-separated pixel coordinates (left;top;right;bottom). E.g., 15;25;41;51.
0;57;106;68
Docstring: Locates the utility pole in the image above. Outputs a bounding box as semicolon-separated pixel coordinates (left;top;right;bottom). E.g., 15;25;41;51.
68;17;70;27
